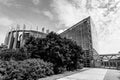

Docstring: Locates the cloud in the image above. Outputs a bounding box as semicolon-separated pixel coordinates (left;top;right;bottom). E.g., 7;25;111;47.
0;0;12;6
99;39;120;54
0;0;21;7
0;17;14;26
32;8;41;14
52;0;120;36
52;0;89;27
57;29;64;34
52;0;120;54
43;10;54;20
32;0;40;5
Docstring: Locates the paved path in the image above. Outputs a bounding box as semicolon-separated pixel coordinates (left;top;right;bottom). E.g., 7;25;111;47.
104;69;120;80
57;68;108;80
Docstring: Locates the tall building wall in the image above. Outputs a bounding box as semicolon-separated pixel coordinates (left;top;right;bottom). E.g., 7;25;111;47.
60;17;93;50
60;16;98;67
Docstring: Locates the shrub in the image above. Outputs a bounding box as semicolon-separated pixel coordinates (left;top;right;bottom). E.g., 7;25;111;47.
0;59;54;80
0;49;29;61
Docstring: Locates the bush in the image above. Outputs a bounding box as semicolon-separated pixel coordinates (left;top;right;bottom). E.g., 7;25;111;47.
0;49;29;61
24;32;84;74
0;59;54;80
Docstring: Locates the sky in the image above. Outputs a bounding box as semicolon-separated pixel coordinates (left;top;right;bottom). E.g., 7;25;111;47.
0;0;120;54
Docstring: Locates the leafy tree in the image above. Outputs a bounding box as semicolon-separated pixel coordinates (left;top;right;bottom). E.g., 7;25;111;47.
24;32;84;73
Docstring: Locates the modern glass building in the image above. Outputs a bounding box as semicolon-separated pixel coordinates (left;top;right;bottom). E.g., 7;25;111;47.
60;16;99;67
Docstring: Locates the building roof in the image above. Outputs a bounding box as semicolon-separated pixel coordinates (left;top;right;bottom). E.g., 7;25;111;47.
9;30;47;35
99;53;120;56
60;16;90;35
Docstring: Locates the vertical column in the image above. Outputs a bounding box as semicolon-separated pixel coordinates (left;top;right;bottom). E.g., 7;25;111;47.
36;26;39;37
108;61;110;69
116;61;118;69
105;62;106;68
20;24;26;47
13;24;20;49
111;61;113;68
4;32;9;46
101;61;103;68
103;62;105;68
42;27;44;33
8;29;14;49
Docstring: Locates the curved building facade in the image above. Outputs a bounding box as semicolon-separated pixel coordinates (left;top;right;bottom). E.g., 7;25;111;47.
4;29;47;49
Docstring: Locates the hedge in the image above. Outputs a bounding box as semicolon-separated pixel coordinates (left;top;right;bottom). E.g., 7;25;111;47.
0;49;29;61
0;59;54;80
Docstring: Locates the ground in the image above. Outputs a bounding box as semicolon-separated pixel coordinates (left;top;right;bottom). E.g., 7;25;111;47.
39;68;120;80
57;68;107;80
104;69;120;80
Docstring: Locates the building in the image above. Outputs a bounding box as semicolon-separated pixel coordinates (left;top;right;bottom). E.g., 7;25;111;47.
100;53;120;69
4;25;47;49
60;16;99;67
4;17;99;67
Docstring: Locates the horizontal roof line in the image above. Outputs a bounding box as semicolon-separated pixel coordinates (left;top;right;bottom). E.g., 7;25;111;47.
9;30;47;35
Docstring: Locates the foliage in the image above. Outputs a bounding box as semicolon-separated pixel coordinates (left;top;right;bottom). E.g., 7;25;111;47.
0;59;54;80
24;32;84;74
0;49;29;61
0;32;84;79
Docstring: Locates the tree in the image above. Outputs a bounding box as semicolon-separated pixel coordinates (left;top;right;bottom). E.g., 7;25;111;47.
24;32;84;73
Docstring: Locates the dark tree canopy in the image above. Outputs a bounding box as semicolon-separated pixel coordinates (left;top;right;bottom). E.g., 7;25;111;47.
24;32;84;73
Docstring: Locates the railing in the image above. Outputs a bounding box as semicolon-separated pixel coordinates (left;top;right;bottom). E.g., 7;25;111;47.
100;61;120;70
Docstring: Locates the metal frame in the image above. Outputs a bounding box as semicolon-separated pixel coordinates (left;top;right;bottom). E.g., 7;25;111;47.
99;54;120;69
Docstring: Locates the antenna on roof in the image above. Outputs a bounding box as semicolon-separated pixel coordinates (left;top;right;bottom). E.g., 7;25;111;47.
23;24;26;30
46;29;49;34
16;24;20;30
36;26;38;31
42;27;45;33
36;26;39;37
30;25;32;30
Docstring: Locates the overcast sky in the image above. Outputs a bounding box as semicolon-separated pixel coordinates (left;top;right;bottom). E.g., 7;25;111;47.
0;0;120;54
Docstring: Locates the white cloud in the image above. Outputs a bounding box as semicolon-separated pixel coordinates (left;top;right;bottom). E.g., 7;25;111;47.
0;17;14;26
32;0;40;5
99;39;120;54
52;0;90;27
57;29;64;34
52;0;120;54
0;0;21;7
43;11;54;20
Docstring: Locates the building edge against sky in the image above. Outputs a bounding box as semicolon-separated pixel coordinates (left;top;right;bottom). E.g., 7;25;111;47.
60;16;99;67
